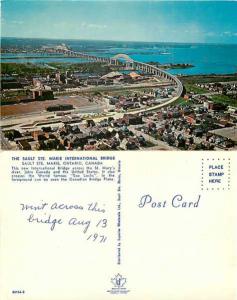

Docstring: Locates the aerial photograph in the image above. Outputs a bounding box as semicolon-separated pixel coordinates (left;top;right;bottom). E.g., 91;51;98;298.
1;0;237;151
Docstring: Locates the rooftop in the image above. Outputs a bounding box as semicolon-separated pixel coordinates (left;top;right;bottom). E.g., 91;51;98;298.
209;126;237;142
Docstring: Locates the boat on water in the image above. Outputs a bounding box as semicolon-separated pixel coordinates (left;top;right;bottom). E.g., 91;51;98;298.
159;51;171;55
158;48;171;55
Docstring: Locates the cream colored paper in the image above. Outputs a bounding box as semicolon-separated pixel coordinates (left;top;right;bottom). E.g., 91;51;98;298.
0;151;236;300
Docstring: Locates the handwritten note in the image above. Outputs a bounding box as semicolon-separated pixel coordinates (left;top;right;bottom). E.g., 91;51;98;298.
20;200;108;243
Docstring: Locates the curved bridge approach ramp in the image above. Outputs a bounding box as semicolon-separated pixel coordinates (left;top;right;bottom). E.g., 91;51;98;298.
54;49;183;112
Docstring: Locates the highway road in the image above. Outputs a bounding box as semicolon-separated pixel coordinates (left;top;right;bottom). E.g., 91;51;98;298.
54;80;171;96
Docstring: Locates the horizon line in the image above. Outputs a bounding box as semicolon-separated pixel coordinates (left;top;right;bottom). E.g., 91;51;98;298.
1;36;237;46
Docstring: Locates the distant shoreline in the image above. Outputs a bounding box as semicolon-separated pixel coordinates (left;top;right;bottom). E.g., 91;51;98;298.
1;56;82;60
2;36;237;46
147;61;194;70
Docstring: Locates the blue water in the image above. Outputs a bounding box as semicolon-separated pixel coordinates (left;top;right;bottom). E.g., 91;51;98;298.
1;38;237;75
1;56;89;64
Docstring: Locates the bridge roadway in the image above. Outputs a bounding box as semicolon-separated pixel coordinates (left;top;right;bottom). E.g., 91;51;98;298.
49;49;183;113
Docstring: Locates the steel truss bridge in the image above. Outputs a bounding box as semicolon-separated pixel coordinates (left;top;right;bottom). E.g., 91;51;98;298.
51;48;183;111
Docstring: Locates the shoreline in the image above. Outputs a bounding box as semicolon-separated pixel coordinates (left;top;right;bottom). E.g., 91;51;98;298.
1;62;237;77
1;61;237;78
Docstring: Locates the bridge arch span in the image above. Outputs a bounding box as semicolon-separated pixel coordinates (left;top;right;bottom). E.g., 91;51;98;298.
112;54;134;63
50;47;183;109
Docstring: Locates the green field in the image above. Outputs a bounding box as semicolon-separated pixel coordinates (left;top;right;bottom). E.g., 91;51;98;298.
1;63;53;75
173;94;237;108
184;83;209;94
210;94;237;107
180;74;237;84
171;97;193;107
1;62;112;76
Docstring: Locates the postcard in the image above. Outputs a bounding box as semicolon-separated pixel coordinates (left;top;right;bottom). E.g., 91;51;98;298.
0;1;237;299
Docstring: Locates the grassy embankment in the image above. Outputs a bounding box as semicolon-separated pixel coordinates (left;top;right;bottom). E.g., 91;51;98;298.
184;83;209;94
210;94;237;107
180;74;237;84
175;93;237;108
175;75;237;107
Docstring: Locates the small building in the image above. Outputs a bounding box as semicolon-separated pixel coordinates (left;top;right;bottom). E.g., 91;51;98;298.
209;126;237;145
1;77;22;89
101;71;123;80
123;114;143;125
129;72;141;80
109;97;119;105
46;104;74;112
18;140;31;150
31;89;54;101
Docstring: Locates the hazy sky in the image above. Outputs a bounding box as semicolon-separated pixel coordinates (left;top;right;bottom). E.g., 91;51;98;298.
2;1;237;43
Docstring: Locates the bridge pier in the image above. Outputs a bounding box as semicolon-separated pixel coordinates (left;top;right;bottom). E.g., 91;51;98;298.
125;62;134;70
